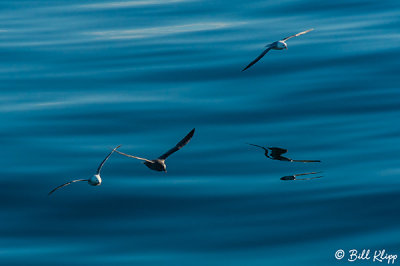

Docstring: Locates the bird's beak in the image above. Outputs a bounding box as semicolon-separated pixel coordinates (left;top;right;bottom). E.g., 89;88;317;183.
285;46;288;50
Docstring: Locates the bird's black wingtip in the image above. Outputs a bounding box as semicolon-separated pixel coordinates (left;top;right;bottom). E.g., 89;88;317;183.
246;143;259;146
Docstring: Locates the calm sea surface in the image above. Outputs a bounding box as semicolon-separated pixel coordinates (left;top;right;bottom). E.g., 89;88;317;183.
1;1;400;265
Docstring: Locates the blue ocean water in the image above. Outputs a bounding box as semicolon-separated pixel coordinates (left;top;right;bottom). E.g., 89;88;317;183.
1;0;400;265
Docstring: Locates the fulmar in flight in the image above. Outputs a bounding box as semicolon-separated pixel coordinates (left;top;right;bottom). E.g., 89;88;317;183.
280;172;323;181
48;145;121;195
247;143;320;163
115;128;195;172
242;28;314;71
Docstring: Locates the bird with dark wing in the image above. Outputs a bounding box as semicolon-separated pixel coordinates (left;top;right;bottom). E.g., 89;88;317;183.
115;128;195;172
48;145;121;195
242;28;314;71
280;172;323;181
247;143;320;163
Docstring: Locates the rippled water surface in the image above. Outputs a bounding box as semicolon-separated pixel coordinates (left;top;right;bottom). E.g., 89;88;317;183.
1;1;400;265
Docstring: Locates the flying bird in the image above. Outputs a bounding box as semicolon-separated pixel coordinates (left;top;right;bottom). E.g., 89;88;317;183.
280;172;323;181
247;143;320;163
48;145;121;195
115;128;195;172
242;28;314;71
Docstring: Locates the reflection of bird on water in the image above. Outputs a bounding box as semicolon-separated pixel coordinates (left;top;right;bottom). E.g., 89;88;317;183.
280;172;323;181
48;145;121;195
116;128;195;173
247;143;321;163
242;28;314;71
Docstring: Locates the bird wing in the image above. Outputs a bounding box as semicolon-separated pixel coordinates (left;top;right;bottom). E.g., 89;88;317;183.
96;145;121;175
294;171;322;177
158;128;195;160
282;28;313;41
268;147;288;157
246;143;268;151
291;159;321;163
297;176;323;181
115;150;152;163
48;179;88;195
242;47;272;72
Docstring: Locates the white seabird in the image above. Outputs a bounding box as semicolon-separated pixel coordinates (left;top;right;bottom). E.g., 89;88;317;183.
48;145;121;195
115;128;195;173
242;28;314;71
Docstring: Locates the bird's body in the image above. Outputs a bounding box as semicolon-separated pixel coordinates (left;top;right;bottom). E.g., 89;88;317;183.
88;174;102;186
116;128;195;173
274;41;287;50
144;159;166;172
48;145;120;195
247;143;320;163
242;28;313;71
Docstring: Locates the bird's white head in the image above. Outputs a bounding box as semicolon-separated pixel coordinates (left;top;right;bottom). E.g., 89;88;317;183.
161;162;167;173
277;41;287;50
89;174;102;186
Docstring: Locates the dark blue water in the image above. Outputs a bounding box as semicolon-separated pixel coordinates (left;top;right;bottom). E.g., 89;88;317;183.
1;1;400;265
